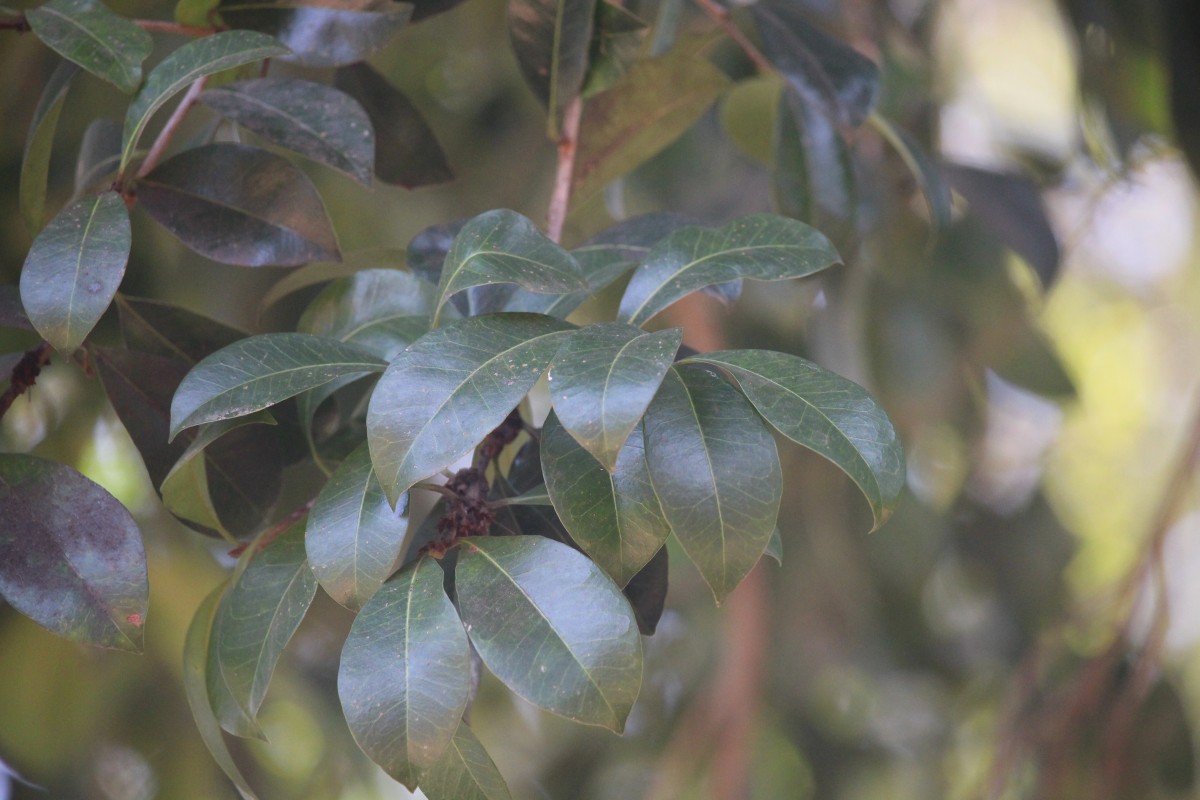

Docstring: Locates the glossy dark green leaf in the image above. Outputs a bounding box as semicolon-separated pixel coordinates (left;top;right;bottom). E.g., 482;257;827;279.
367;314;572;505
209;523;316;736
333;62;451;188
548;322;681;470
623;545;667;635
0;453;147;652
617;214;840;327
298;269;435;359
456;535;642;731
582;1;647;97
20;61;77;235
432;210;585;325
138;143;340;267
418;723;513;800
339;557;471;787
220;0;412;67
74;117;122;197
26;0;151;93
507;0;596;135
261;248;407;311
764;528;782;565
121;30;289;171
541;413;671;587
200;78;374;184
774;86;856;235
307;442;410;610
572;42;730;202
643;366;781;603
116;294;247;364
869;113;951;232
407;219;465;285
681;349;904;530
163;412;277;486
184;586;260;800
20;191;131;353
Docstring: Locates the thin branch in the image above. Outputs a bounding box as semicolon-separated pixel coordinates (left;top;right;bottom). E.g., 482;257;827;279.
135;76;208;181
690;0;774;74
546;94;584;244
227;499;314;557
0;343;52;422
0;14;29;32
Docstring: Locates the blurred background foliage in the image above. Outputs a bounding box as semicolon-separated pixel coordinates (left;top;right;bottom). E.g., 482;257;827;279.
3;0;1200;798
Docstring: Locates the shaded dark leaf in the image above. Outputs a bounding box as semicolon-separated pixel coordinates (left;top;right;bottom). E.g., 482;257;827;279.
623;545;667;635
774;86;857;237
418;723;513;800
220;0;413;67
410;0;468;22
0;287;35;331
116;294;247;365
261;248;407;311
74;117;122;197
26;0;151;93
582;1;647;97
871;113;951;232
507;0;597;135
20;61;77;235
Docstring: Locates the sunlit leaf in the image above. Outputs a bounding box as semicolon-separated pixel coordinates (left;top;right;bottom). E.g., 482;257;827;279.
339;557;471;788
220;0;413;67
0;453;147;652
456;535;642;731
138;143;341;267
418;723;513;800
20;61;77;235
26;0;151;93
20;191;130;353
507;0;597;135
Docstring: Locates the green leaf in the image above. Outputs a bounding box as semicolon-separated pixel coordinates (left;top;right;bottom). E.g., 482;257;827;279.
617;214;840;327
209;523;317;736
456;536;642;732
507;0;597;136
26;0;152;93
121;30;289;171
306;442;410;610
548;322;681;470
622;545;667;635
643;366;781;603
338;557;471;788
261;248;407;311
20;61;77;235
184;586;260;800
20;191;131;353
719;74;781;166
162;411;277;487
0;453;148;652
170;332;387;439
581;1;647;97
175;0;219;27
774;86;856;235
572;40;730;203
418;723;513;800
334;63;452;189
200;77;374;184
492;484;551;507
869;113;951;233
74;117;122;197
116;294;247;365
298;269;435;360
764;527;782;565
219;0;413;67
433;210;586;326
138;143;340;267
540;413;671;587
367;314;572;505
681;349;904;530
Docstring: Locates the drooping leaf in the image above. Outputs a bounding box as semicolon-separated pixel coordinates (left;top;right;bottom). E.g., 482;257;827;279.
170;332;386;439
622;544;667;635
418;723;513;800
367;314;572;505
26;0;152;93
617;214;840;327
774;86;857;235
183;586;260;800
339;557;471;788
74;117;122;197
20;61;77;235
540;413;671;587
219;0;413;67
138;143;341;267
307;442;410;610
0;453;148;652
116;294;247;365
298;269;435;359
548;322;681;470
334;63;452;188
200;78;375;184
20;191;131;353
681;349;904;530
572;40;731;203
456;535;643;732
261;248;407;311
869;113;951;232
643;365;781;603
582;1;647;97
432;210;586;325
507;0;597;135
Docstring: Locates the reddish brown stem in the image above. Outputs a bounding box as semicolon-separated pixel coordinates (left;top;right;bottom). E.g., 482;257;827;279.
228;500;314;557
135;76;208;181
0;343;52;422
546;95;584;244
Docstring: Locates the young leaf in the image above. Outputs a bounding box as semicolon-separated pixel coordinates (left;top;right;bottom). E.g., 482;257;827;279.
617;214;840;327
540;413;671;587
20;191;131;354
138;143;341;267
643;366;781;603
209;523;317;736
170;332;387;439
339;557;471;788
681;349;904;530
433;210;586;325
0;453;148;652
418;723;513;800
367;314;572;505
306;442;410;611
548;322;681;470
200;78;375;184
334;63;452;189
507;0;597;135
219;0;413;67
26;0;152;93
455;535;643;732
20;61;77;235
121;30;289;171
